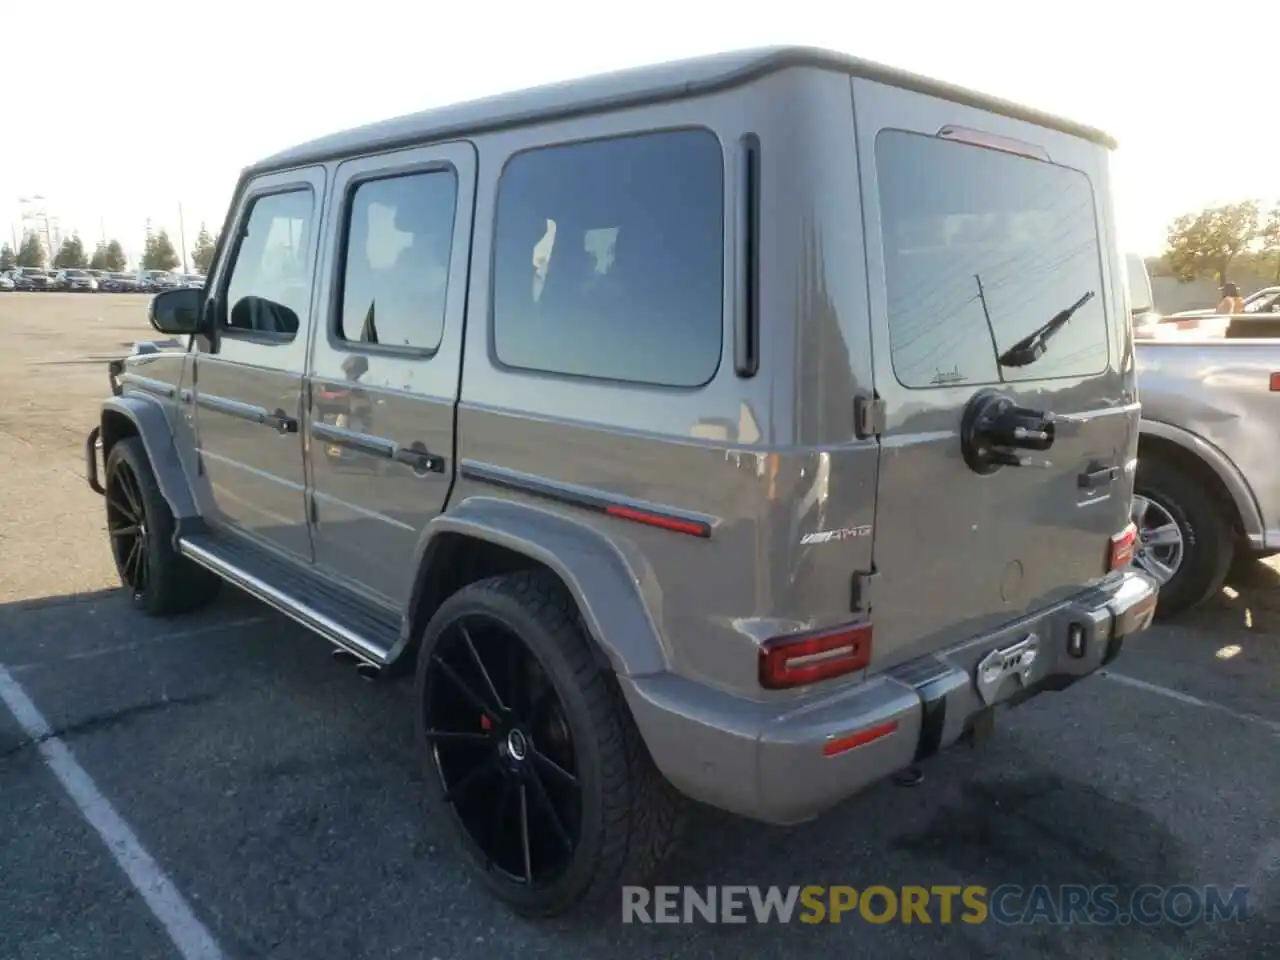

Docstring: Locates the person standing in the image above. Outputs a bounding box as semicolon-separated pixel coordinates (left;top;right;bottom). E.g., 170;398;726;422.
1217;282;1245;314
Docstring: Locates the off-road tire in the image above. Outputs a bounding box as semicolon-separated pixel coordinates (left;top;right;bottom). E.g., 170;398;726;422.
104;437;220;616
1135;457;1234;618
415;570;685;917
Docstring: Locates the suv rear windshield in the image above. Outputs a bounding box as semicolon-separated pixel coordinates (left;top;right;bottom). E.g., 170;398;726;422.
876;130;1109;388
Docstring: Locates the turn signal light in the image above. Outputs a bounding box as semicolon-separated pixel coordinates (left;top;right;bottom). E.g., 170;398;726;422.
759;622;873;689
1109;523;1138;571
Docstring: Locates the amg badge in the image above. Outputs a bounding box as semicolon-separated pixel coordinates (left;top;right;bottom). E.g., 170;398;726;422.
800;525;872;545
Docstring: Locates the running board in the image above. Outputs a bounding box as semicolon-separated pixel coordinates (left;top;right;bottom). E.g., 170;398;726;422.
177;534;397;667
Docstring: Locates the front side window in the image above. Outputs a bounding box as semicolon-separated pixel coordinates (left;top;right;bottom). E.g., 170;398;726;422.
492;129;724;387
224;189;315;340
338;170;457;350
876;130;1110;388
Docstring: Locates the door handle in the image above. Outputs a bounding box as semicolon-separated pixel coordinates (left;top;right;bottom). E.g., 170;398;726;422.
263;409;299;434
1078;463;1117;489
393;442;445;475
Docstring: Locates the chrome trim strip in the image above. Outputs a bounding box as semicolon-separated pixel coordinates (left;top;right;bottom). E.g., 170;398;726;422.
310;422;395;458
177;538;390;666
120;373;177;398
460;459;716;537
196;394;268;423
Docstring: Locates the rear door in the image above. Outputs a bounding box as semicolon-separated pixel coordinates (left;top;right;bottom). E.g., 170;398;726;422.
853;78;1134;670
304;142;474;609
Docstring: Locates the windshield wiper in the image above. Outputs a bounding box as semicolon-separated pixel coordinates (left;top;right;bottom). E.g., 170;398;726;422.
998;290;1096;368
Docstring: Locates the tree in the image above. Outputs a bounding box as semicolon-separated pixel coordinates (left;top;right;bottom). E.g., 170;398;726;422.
1164;201;1260;284
16;232;45;268
0;243;14;271
142;228;180;271
103;239;127;271
190;224;218;274
1259;205;1280;284
53;234;89;269
87;240;128;272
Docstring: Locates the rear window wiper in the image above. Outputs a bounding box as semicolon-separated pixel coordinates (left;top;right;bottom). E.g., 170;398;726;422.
998;290;1096;368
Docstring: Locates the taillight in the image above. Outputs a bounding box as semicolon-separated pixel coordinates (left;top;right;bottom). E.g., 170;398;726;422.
1109;523;1138;571
759;622;872;689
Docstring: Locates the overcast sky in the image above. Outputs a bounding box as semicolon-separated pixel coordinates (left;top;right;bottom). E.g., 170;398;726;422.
3;0;1276;264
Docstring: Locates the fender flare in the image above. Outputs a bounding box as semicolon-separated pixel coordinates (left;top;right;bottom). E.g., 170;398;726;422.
1139;418;1263;541
393;496;670;678
100;395;200;520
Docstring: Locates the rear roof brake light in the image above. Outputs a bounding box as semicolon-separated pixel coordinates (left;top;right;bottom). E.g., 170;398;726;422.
937;125;1050;161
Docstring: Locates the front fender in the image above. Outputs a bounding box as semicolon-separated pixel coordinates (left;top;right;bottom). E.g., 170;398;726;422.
394;496;670;678
1139;417;1263;542
101;394;200;520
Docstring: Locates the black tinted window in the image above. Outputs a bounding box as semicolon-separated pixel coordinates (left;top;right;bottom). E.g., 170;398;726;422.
492;130;724;387
876;131;1109;388
225;189;315;341
339;170;457;350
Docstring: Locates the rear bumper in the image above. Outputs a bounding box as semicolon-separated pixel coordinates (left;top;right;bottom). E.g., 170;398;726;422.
621;570;1158;825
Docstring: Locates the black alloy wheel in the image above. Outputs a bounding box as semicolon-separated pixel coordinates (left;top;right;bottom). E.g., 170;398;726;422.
421;611;582;888
105;455;150;599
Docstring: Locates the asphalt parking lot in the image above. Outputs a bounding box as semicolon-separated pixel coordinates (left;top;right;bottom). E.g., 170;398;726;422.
1;292;1277;959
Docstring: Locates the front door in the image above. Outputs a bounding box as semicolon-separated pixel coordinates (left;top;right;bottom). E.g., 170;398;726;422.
193;167;326;562
305;143;475;608
852;78;1136;671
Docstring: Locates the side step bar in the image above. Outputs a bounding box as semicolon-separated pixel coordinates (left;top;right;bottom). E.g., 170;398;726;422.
177;537;393;668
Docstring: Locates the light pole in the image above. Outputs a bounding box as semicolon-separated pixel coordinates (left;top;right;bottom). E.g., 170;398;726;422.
178;202;189;273
19;195;54;265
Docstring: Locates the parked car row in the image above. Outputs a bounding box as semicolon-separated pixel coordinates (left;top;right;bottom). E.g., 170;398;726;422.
0;267;204;293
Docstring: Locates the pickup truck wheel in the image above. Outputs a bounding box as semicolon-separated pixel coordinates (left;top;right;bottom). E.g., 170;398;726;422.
1132;459;1233;617
104;437;220;616
415;571;683;917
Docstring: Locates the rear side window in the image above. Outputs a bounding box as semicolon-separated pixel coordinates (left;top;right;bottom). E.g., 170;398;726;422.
876;130;1109;388
492;129;724;387
338;170;457;351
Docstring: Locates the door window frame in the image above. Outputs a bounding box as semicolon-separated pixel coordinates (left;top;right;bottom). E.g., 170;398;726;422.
205;166;327;352
323;149;469;361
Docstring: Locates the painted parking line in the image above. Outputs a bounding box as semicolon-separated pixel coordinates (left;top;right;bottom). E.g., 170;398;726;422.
1101;670;1280;734
4;615;269;674
0;665;225;960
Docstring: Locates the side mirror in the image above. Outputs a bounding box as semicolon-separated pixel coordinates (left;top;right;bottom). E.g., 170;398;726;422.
148;286;204;336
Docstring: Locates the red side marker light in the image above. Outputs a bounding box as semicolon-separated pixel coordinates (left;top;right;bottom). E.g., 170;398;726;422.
604;504;709;538
1269;372;1280;392
823;720;899;757
759;622;873;690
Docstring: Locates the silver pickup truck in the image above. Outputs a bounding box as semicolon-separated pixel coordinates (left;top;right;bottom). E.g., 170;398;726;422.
1133;338;1280;615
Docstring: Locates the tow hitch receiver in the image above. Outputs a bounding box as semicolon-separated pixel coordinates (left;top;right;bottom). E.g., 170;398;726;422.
974;634;1039;705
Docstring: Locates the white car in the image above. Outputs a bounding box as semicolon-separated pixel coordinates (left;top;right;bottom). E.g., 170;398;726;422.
0;274;14;291
1166;285;1280;320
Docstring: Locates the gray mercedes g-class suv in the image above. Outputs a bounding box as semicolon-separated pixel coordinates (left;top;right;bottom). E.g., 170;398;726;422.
85;46;1158;916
